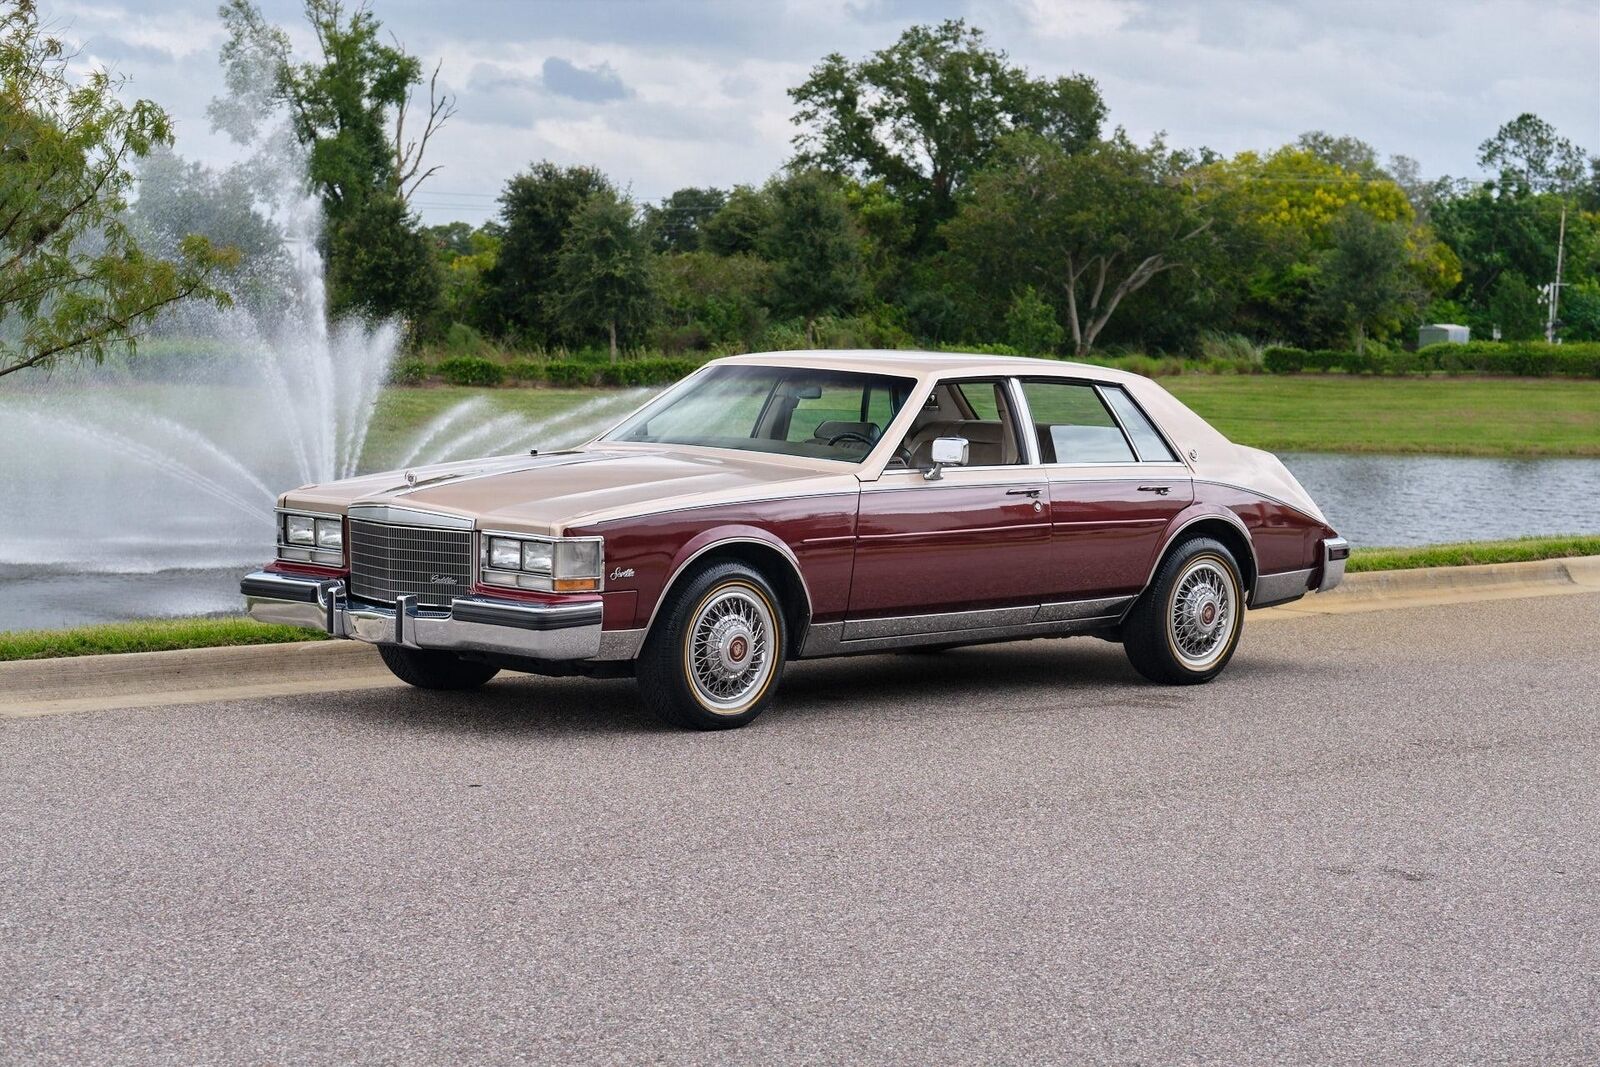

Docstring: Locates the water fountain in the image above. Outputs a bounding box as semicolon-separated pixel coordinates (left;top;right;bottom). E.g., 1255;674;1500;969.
0;143;650;630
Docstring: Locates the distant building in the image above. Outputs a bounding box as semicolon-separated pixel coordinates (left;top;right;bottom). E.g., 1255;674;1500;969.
1418;323;1470;346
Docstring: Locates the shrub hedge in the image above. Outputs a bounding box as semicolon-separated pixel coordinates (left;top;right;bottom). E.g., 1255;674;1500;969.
436;355;505;386
1264;341;1600;378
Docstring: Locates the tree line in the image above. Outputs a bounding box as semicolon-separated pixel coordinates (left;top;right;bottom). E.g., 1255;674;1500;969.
4;2;1598;380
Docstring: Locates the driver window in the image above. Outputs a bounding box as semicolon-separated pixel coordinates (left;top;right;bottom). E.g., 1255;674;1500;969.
891;378;1024;468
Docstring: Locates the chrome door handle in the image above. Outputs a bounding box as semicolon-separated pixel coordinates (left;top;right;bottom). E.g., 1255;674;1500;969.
1006;488;1042;497
1137;485;1171;496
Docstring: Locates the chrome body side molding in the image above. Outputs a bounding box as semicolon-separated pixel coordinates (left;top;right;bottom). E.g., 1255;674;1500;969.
1251;567;1314;608
595;628;645;661
802;595;1134;657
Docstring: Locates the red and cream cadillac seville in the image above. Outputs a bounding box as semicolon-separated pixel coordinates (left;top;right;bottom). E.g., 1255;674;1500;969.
244;351;1347;728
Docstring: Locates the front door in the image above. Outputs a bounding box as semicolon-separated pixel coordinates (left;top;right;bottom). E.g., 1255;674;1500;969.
844;379;1053;636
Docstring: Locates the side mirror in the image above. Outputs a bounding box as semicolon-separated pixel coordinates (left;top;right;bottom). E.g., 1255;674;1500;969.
924;436;969;480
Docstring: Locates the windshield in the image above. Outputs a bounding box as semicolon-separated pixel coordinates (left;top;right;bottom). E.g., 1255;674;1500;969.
602;364;917;463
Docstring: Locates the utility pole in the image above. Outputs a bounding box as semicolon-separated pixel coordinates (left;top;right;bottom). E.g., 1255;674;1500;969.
1545;203;1567;344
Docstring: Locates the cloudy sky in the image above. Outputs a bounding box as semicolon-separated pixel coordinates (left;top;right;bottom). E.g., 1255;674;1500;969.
51;0;1600;225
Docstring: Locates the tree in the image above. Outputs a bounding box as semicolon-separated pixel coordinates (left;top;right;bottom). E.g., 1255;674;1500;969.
215;0;456;210
644;187;726;253
0;0;230;379
1314;207;1421;353
213;0;454;325
702;184;774;256
1004;286;1063;355
760;170;863;344
486;162;614;344
1295;131;1386;178
430;223;500;331
1191;144;1457;345
789;20;1105;233
1478;113;1591;195
130;145;290;310
549;191;656;360
944;134;1211;356
325;195;440;325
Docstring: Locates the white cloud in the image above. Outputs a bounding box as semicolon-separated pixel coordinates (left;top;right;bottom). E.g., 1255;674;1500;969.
53;0;1600;224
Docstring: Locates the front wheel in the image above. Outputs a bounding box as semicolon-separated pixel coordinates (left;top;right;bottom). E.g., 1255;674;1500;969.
636;562;787;730
1122;537;1243;685
378;645;500;690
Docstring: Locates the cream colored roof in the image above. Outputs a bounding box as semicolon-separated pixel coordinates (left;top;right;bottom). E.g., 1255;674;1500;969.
716;349;1150;385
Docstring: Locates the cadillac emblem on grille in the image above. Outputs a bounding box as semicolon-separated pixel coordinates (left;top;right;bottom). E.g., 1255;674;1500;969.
348;520;473;608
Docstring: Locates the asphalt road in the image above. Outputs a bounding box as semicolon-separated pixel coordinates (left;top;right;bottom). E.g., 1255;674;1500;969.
4;593;1599;1065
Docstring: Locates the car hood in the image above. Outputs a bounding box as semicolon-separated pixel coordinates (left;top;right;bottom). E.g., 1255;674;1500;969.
281;446;853;535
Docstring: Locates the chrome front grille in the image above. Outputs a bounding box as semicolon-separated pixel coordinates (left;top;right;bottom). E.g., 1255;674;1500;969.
348;520;474;608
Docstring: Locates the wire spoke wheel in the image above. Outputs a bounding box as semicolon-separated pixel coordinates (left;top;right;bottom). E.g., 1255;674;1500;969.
1166;557;1237;671
684;583;776;714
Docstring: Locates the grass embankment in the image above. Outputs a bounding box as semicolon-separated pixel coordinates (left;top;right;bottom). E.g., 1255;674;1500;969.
0;617;325;661
1344;534;1600;573
5;535;1597;661
1160;376;1600;458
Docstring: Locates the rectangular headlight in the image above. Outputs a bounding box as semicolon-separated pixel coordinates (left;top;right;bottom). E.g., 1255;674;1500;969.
488;537;522;570
285;514;315;546
522;541;554;574
277;510;345;566
480;534;603;593
315;518;343;550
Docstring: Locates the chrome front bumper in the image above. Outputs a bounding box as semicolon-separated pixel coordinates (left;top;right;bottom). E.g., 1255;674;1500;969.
242;571;603;660
1318;536;1350;592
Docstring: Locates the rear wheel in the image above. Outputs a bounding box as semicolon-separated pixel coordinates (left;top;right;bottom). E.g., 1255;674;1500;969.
1123;537;1243;685
636;562;787;730
378;645;500;690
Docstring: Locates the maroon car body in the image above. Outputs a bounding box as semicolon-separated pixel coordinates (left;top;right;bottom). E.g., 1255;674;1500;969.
245;351;1347;727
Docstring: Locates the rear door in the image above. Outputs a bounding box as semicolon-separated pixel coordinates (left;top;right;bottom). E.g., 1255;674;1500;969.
1016;378;1193;601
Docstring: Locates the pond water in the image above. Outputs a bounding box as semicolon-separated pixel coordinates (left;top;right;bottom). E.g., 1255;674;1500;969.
2;451;1597;632
1278;452;1600;547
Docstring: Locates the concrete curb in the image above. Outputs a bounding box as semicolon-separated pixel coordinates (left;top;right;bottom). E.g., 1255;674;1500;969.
3;555;1597;717
1256;554;1600;621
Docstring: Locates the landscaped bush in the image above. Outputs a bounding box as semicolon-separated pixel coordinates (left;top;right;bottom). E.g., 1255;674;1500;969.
1262;340;1600;378
436;355;505;386
599;357;700;386
1263;346;1308;373
388;357;430;385
540;360;603;387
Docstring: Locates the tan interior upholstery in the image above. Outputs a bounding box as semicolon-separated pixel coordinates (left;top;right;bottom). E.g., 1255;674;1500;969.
906;419;1015;466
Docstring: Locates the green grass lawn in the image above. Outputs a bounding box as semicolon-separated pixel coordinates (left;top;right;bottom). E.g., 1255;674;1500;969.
1344;534;1600;573
1160;375;1600;457
0;617;326;661
366;376;1600;465
362;385;652;469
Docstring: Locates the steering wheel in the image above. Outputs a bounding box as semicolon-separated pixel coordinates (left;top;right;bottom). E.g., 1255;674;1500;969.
826;431;877;451
827;430;914;468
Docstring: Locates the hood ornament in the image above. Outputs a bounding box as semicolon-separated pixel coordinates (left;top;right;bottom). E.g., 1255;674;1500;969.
404;469;419;487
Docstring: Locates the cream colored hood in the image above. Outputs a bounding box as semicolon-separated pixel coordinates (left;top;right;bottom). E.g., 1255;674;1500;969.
281;446;852;535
